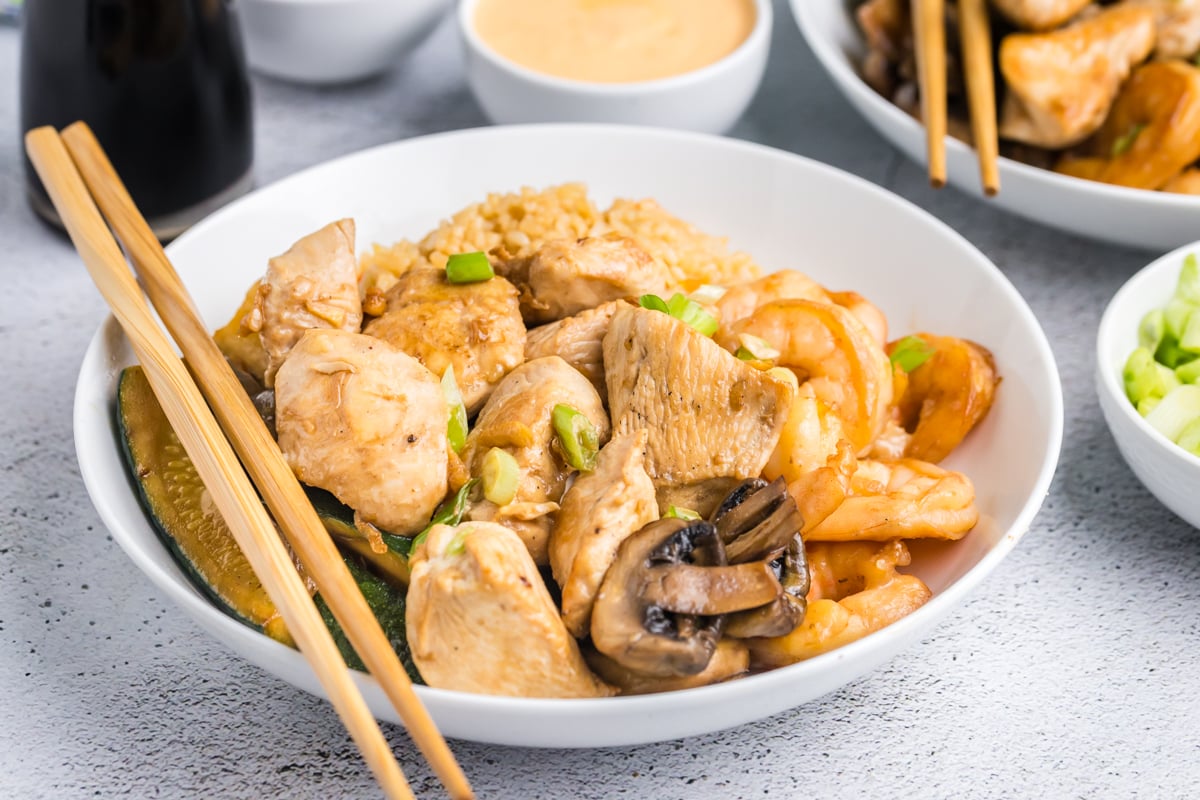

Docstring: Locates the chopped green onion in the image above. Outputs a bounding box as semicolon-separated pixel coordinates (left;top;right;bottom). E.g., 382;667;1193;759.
411;478;478;551
890;335;936;373
1164;297;1195;341
1139;309;1166;352
441;366;468;454
1111;123;1145;157
445;251;494;284
445;527;472;557
640;292;720;337
1155;336;1198;370
1176;357;1200;385
552;403;599;472
664;505;701;521
1177;254;1200;304
736;332;781;361
1124;347;1180;407
1145;384;1200;441
1137;396;1162;417
481;447;520;506
1177;418;1200;456
689;284;727;304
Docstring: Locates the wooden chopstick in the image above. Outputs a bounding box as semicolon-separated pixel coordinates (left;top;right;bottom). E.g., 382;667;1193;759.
911;0;947;188
24;126;415;800
58;122;474;800
959;0;1001;195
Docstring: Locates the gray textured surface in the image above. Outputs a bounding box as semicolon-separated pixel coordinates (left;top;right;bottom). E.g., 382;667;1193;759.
3;5;1199;799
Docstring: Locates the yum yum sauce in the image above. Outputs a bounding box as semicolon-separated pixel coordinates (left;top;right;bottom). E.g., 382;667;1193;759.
474;0;757;83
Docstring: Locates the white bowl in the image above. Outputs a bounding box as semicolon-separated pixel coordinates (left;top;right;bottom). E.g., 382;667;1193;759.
1096;243;1200;528
457;0;771;133
238;0;450;84
790;0;1200;251
74;125;1063;747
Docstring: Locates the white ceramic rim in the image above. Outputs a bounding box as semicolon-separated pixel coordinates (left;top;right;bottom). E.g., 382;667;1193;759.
457;0;772;94
1096;241;1200;466
790;0;1200;211
73;123;1063;737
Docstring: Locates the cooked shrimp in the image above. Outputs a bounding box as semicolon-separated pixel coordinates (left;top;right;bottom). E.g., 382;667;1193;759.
1056;61;1200;190
747;540;931;666
827;290;887;345
1162;168;1200;195
805;458;978;541
732;299;893;454
716;270;828;329
890;333;999;464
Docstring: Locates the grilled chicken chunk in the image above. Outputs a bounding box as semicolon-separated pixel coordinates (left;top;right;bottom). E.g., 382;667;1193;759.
464;356;610;564
407;522;613;698
275;329;447;534
364;268;525;414
603;305;792;490
524;300;628;397
252;219;363;387
497;233;670;325
550;429;658;638
999;7;1157;149
1132;0;1200;61
991;0;1092;32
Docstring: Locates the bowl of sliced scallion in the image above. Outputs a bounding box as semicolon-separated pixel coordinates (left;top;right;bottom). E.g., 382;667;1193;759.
1098;244;1200;529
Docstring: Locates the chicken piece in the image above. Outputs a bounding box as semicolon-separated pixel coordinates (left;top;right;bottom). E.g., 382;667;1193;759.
214;280;270;382
275;329;447;534
1163;168;1200;195
1131;0;1200;61
252;219;363;386
603;305;792;491
464;356;610;564
523;300;628;397
1056;61;1200;189
407;522;613;698
550;429;658;638
998;7;1157;149
496;233;671;325
363;268;525;415
990;0;1092;32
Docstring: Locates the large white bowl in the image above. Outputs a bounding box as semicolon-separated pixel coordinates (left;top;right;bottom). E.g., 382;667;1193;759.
790;0;1200;251
74;125;1063;747
1096;243;1200;529
457;0;771;133
238;0;449;84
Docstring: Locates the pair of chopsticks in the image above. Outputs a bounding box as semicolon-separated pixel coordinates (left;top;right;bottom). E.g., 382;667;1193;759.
911;0;1000;195
26;124;474;800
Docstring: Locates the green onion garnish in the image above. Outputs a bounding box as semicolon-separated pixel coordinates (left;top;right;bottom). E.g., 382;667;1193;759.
1176;254;1200;304
689;284;727;305
441;365;468;454
1139;309;1167;353
639;292;719;337
411;478;478;552
1124;347;1180;408
735;332;781;361
890;335;936;373
445;251;494;284
664;505;701;521
1111;123;1145;158
445;527;472;557
481;447;520;506
552;403;599;472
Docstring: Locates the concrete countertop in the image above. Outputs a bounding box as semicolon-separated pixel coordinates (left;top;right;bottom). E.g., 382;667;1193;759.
2;5;1198;798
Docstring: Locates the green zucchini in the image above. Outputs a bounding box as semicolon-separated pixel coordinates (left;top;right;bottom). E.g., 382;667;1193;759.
307;487;412;588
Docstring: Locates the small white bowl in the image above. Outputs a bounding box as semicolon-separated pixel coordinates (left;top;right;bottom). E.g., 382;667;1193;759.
238;0;450;85
1097;242;1200;529
457;0;771;133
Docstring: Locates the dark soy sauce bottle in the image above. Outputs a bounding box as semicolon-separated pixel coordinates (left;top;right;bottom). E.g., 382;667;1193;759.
20;0;254;240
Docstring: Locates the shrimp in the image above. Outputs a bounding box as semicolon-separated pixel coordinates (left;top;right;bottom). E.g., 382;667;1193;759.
890;333;999;464
1162;168;1200;196
1056;61;1200;190
747;540;931;666
733;299;893;454
805;458;979;541
716;272;888;346
827;290;887;346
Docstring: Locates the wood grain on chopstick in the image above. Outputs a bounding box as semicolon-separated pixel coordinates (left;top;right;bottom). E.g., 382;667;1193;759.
59;121;474;800
24;126;415;800
912;0;947;188
959;0;1000;195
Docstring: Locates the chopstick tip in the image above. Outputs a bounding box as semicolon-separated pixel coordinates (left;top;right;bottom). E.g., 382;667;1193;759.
929;176;946;190
983;184;999;197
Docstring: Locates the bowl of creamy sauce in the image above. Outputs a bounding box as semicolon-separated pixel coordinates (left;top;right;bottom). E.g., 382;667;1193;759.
459;0;772;133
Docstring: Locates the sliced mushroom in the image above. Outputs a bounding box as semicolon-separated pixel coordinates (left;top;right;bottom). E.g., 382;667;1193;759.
591;518;730;677
583;639;750;696
724;535;809;639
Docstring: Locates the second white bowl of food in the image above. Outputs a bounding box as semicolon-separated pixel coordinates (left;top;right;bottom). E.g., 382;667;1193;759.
74;124;1062;747
458;0;771;133
238;0;450;84
1097;242;1200;529
791;0;1200;251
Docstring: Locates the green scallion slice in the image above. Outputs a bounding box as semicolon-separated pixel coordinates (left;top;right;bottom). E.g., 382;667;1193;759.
890;335;936;373
1124;347;1179;407
664;505;701;521
638;294;669;313
1145;384;1200;441
445;527;472;557
639;292;719;337
552;404;599;472
441;366;468;454
445;251;494;284
1177;254;1200;304
1139;309;1167;353
1176;357;1200;385
411;478;478;552
481;447;520;506
689;284;727;305
1110;123;1145;157
736;332;781;361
